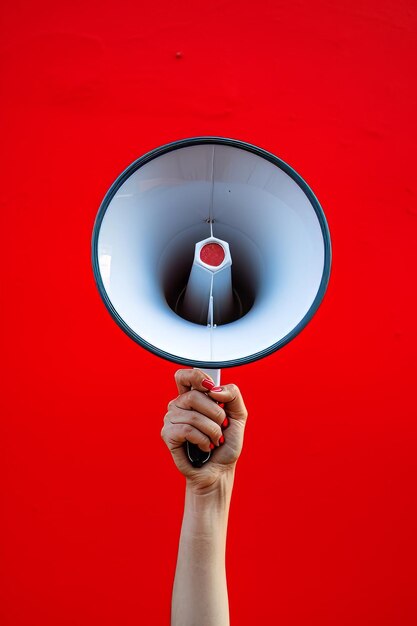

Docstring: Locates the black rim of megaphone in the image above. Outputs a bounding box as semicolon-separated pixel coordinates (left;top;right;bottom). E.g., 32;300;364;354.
91;136;332;369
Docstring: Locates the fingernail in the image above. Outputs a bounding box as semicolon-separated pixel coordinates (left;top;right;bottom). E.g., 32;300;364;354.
202;378;215;390
218;403;225;409
221;417;229;429
211;386;222;393
219;435;225;445
209;442;215;450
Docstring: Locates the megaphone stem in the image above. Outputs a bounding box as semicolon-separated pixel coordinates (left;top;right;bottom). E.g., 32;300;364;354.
200;367;221;387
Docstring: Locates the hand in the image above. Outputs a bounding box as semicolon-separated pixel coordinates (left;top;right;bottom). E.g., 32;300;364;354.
161;369;248;491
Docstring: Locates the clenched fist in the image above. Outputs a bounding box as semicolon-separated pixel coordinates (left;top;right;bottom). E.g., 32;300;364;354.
161;369;248;491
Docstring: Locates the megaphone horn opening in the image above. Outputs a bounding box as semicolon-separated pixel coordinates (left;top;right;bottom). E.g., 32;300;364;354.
92;137;331;366
160;227;257;327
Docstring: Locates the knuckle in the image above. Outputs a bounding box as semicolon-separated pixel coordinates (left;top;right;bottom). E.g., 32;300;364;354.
228;383;240;396
189;389;200;403
183;424;194;438
211;423;222;439
168;397;181;413
214;404;226;421
194;369;206;385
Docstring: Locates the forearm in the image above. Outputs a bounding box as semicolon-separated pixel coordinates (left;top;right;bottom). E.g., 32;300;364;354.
171;470;235;626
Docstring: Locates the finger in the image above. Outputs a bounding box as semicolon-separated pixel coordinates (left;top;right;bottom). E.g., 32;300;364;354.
169;408;223;446
162;422;212;452
207;384;248;422
174;368;217;395
173;389;226;424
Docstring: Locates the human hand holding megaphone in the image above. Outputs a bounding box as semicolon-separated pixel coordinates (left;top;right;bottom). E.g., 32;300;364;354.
162;368;248;490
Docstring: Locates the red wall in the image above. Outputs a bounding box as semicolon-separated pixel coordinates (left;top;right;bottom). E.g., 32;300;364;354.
1;1;417;624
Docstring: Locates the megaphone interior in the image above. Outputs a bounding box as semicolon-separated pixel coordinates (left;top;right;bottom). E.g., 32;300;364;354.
92;137;331;372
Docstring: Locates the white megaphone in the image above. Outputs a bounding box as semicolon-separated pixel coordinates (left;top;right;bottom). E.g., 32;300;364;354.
92;137;331;466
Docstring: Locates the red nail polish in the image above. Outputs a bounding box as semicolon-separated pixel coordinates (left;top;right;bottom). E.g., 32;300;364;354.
219;435;225;445
222;417;229;428
211;386;222;392
202;378;215;390
218;403;225;409
209;442;215;450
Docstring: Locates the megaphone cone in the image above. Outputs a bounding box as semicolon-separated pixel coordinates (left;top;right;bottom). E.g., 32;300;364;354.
92;137;331;372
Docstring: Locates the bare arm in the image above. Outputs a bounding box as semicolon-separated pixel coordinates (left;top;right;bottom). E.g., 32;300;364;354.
172;472;234;625
161;369;248;626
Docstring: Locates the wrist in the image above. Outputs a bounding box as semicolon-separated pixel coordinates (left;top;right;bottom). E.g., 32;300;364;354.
185;467;235;514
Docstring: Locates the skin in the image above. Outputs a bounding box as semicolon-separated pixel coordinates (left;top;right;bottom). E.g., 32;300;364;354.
161;368;248;626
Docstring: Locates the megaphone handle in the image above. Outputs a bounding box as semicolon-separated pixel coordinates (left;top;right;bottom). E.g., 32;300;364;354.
185;368;221;468
185;441;211;468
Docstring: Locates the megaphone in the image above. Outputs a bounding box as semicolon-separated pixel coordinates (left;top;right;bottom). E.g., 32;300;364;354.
92;137;331;465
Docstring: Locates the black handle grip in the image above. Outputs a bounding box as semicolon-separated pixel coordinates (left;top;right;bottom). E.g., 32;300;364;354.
184;441;212;468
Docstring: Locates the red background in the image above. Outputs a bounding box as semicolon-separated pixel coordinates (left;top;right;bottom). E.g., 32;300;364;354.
1;1;417;624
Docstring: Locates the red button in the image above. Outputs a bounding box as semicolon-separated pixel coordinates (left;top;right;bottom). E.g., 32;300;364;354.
200;243;225;266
